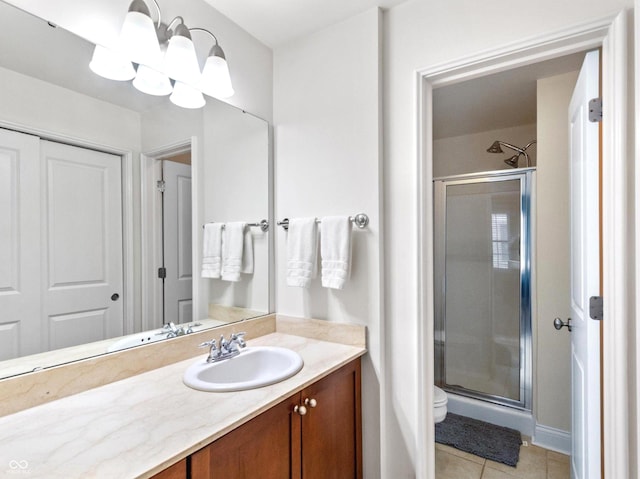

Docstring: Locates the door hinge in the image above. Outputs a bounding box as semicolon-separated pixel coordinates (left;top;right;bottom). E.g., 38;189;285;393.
589;98;602;123
156;180;166;193
158;267;166;279
589;296;603;321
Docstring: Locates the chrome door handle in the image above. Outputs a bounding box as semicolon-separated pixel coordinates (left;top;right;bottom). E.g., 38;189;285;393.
553;317;571;332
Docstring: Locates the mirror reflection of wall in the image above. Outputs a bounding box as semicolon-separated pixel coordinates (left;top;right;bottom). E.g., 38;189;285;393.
0;0;271;380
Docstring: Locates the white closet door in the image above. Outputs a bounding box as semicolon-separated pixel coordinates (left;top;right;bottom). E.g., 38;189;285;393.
0;129;41;360
41;140;124;349
162;159;192;324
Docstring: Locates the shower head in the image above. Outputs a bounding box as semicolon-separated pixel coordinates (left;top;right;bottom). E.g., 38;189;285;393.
504;154;520;168
487;141;504;154
487;140;537;168
487;140;524;155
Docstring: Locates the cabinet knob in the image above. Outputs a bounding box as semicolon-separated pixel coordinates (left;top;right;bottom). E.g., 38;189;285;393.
294;405;307;416
304;398;317;408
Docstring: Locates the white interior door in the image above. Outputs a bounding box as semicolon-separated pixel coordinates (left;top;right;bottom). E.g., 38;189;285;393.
569;50;601;479
0;129;41;360
42;140;124;350
162;159;192;324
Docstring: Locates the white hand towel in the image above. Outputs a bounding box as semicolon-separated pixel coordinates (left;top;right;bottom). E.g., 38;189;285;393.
221;222;246;282
320;216;352;290
286;217;318;288
201;223;223;278
241;227;254;274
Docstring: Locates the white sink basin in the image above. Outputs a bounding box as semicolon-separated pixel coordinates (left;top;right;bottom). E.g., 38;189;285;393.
107;332;165;352
183;346;304;392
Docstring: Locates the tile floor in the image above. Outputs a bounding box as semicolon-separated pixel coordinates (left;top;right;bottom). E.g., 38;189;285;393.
436;440;570;479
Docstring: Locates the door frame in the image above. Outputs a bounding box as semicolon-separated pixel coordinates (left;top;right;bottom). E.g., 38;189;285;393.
0;119;135;337
140;138;198;333
415;11;630;479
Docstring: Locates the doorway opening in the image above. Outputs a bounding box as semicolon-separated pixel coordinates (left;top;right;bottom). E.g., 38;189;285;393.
140;140;195;333
416;13;630;479
431;52;589;447
159;152;193;325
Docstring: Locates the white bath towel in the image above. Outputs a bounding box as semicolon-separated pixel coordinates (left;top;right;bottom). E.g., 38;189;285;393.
241;226;254;274
221;222;246;282
201;223;223;278
286;217;318;288
320;216;352;289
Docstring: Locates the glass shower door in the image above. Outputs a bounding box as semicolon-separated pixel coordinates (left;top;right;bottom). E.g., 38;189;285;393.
434;170;532;410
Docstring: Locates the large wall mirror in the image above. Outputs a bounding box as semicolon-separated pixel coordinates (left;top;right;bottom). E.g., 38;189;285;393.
0;0;272;380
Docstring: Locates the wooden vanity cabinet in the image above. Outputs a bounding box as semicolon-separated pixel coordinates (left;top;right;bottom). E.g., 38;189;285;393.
190;358;362;479
151;458;187;479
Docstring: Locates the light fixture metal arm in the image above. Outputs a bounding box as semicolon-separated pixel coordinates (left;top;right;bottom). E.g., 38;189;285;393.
166;15;186;33
149;0;161;28
189;27;219;46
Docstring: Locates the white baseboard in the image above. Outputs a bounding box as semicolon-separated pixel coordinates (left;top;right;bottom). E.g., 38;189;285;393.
532;423;571;455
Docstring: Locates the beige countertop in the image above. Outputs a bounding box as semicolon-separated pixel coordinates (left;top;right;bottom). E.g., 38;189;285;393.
0;330;366;479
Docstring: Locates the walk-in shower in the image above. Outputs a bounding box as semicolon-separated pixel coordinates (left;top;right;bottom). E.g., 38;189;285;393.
434;168;534;430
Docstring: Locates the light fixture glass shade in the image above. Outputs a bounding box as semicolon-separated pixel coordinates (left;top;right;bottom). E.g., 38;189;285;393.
119;1;162;66
89;45;136;81
199;45;234;99
133;64;173;96
163;24;201;85
170;81;206;109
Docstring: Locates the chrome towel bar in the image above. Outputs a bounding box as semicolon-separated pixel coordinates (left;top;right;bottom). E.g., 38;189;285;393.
202;219;269;232
277;213;369;231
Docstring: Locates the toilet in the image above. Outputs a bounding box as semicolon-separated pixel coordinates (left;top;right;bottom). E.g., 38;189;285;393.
434;386;448;423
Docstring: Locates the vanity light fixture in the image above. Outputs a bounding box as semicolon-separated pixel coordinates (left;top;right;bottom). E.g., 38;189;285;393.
133;64;173;96
170;81;206;109
163;21;201;85
192;28;235;99
118;0;162;67
89;45;136;81
88;0;234;108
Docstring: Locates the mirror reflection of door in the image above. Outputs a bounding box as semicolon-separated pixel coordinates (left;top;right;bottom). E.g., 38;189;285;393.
0;128;124;360
160;155;193;325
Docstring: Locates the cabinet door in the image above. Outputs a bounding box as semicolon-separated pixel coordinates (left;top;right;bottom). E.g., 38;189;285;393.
191;394;301;479
301;359;362;479
151;458;187;479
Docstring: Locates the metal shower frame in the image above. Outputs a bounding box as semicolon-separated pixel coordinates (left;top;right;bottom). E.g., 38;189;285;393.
433;168;534;411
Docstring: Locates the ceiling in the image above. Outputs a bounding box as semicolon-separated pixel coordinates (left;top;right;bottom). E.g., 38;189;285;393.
433;52;587;140
202;0;408;47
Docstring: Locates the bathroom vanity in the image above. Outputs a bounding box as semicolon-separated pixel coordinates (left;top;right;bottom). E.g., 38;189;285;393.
0;317;365;478
155;359;361;479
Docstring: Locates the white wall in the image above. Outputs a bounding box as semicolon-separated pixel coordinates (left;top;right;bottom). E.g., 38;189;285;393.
434;124;537;177
273;8;383;477
535;71;578;439
384;0;633;476
0;66;140;149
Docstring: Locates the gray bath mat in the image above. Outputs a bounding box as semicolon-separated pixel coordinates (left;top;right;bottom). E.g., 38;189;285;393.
435;413;522;467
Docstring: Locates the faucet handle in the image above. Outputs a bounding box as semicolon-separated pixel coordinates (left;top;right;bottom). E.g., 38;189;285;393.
230;332;247;348
199;339;218;362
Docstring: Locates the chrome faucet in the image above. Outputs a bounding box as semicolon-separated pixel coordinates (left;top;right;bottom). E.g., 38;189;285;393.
157;322;202;338
199;332;247;363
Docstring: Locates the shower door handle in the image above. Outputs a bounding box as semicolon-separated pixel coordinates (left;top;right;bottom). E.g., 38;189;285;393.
553;317;572;332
